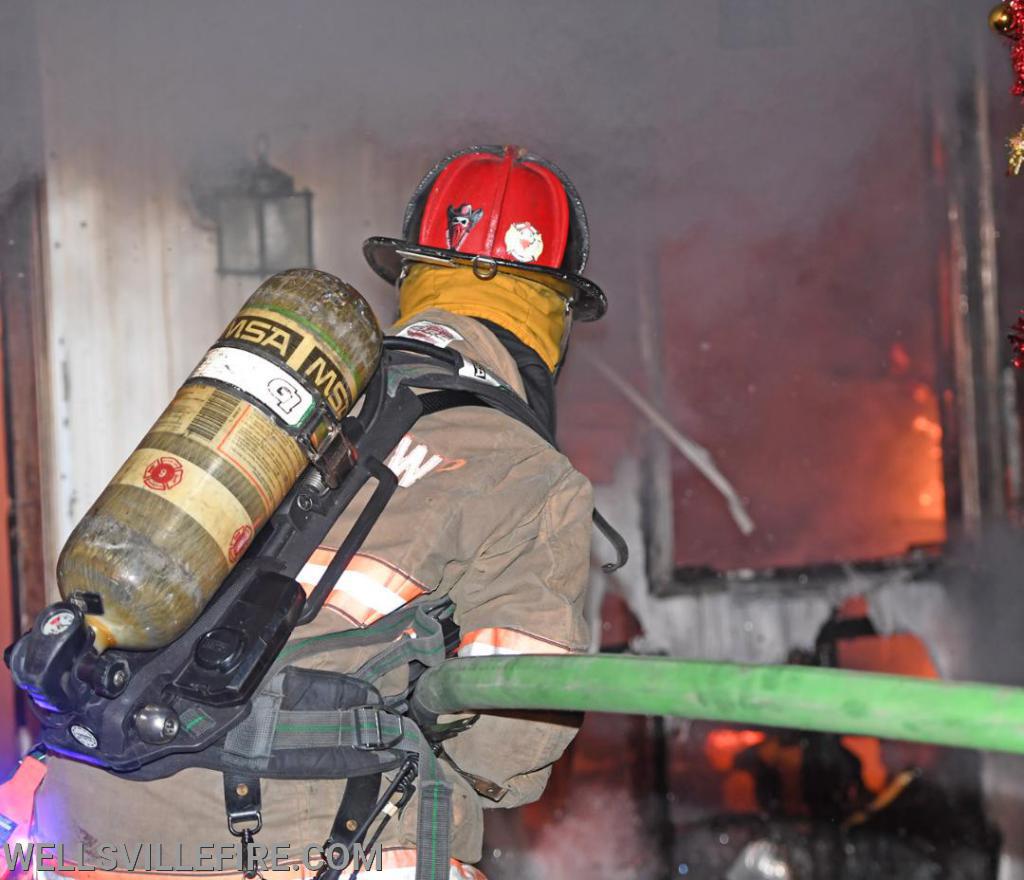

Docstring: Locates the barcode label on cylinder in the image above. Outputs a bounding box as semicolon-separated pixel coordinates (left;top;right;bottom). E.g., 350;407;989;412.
187;389;239;441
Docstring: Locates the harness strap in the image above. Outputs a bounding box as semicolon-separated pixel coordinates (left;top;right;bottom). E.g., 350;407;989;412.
316;774;384;880
327;773;383;848
224;603;452;769
417;390;484;417
318;759;414;880
223;674;286;763
384;717;451;880
233;602;454;880
270;706;405;752
272;602;452;685
389;367;555;447
350;609;453;687
415;780;451;880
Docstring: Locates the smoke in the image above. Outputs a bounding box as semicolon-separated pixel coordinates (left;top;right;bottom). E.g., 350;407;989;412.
1;0;1008;659
3;0;1005;657
6;0;1024;872
487;783;658;880
6;2;947;224
8;0;963;337
0;3;43;197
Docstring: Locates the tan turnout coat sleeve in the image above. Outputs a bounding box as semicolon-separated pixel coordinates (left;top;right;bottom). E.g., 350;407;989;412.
34;309;593;868
441;462;592;807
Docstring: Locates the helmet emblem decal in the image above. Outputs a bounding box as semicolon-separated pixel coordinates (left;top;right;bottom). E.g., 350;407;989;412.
446;203;484;250
504;221;544;263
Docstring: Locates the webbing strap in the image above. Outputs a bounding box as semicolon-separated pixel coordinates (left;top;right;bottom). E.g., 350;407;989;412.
270;602;451;685
418;390;484;417
297;457;399;626
390;718;451;880
226;703;451;878
387;363;555;447
227;601;453;879
223;677;286;762
271;707;404;751
351;611;451;686
226;604;449;767
326;772;383;850
415;781;452;880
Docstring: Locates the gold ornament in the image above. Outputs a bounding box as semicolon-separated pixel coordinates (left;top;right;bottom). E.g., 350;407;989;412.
1009;125;1024;176
991;3;1015;34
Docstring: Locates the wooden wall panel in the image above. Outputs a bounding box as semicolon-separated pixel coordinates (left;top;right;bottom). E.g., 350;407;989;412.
32;9;423;589
0;298;20;768
0;183;50;630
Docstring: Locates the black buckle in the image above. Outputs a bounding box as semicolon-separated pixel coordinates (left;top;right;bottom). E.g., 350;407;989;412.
352;708;384;751
227;810;262;837
224;775;263;879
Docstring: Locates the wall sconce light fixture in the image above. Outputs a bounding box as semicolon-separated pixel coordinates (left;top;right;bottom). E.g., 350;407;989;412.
212;140;313;275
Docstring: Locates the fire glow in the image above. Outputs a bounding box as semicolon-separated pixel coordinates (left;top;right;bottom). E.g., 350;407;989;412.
911;396;944;516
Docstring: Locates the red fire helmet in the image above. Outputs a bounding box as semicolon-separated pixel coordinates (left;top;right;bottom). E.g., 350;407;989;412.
363;145;606;322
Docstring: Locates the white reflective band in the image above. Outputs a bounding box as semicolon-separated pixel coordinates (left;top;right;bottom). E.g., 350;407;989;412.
457;642;521;657
336;569;406;614
297;549;427;626
191;346;315;428
298;562;405;614
296;561;327;586
457;627;571;657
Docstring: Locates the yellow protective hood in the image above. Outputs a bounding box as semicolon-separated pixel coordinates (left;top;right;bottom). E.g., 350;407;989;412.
397;264;568;372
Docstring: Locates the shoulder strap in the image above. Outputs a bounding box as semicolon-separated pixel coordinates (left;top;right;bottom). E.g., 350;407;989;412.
418;389;485;417
384;336;556;445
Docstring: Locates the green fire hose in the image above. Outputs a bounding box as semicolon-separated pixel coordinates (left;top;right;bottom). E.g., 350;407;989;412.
414;655;1024;755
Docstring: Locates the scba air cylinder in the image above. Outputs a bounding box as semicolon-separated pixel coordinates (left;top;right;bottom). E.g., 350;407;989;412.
57;269;382;651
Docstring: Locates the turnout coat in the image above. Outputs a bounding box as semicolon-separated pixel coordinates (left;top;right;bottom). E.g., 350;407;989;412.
35;309;593;877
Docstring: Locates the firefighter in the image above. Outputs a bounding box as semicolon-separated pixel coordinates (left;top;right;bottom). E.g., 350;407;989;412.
33;144;608;879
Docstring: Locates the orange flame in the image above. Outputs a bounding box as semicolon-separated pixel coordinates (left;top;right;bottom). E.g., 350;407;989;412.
912;413;944;512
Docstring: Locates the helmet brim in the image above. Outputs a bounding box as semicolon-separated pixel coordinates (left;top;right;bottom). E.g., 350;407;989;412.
362;237;607;323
